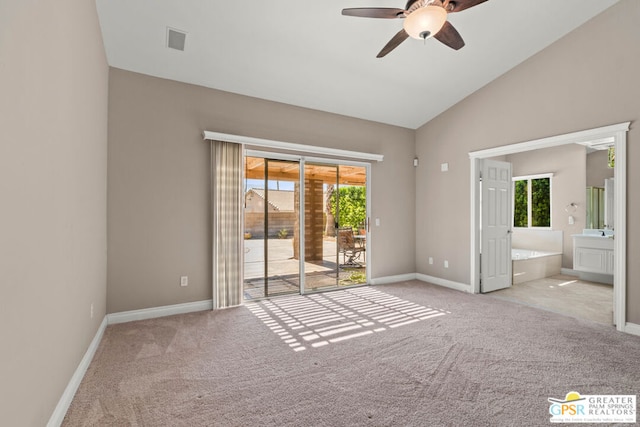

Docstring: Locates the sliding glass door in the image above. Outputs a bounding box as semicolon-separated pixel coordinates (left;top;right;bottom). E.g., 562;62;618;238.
302;163;339;291
244;157;300;299
336;164;368;287
243;153;369;300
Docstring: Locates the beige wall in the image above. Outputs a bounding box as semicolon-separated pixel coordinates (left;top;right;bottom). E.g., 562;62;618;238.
415;0;640;322
0;1;108;425
587;150;615;187
107;68;415;313
506;144;587;268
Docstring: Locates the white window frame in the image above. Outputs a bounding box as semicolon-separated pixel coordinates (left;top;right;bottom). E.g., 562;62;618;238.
512;173;553;229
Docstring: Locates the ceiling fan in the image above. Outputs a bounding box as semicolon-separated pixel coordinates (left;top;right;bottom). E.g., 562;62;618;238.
342;0;488;58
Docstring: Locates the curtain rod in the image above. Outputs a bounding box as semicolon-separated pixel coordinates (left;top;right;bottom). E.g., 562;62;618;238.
203;131;384;162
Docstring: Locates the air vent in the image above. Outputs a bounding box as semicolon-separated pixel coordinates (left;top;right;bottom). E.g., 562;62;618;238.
167;28;187;51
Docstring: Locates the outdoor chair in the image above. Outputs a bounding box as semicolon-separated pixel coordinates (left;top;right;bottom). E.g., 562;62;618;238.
337;227;365;266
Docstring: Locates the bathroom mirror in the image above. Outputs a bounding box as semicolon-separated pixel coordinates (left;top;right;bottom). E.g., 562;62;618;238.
586;186;604;229
586;147;614;230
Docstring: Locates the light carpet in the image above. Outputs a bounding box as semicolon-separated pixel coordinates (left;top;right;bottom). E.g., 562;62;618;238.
63;281;640;426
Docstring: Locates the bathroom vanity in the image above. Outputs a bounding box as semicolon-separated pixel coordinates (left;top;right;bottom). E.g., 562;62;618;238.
572;229;614;284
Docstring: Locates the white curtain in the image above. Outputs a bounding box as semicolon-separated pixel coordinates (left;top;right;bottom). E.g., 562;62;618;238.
211;140;243;309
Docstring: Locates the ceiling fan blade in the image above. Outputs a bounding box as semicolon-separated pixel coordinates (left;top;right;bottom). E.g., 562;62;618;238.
447;0;489;13
377;29;409;58
342;8;405;19
434;21;465;50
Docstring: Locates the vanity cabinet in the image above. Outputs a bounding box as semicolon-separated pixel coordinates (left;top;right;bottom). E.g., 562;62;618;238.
573;235;614;275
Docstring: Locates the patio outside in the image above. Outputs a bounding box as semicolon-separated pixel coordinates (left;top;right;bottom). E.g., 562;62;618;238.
243;157;367;300
243;236;366;300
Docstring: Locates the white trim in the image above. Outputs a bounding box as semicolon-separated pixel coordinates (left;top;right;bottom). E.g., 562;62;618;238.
469;122;630;159
107;300;213;325
512;173;554;181
370;273;417;285
623;322;640;337
47;317;108;427
415;273;470;293
468;122;629;333
245;149;300;162
613;128;627;331
470;158;480;294
204;131;384;162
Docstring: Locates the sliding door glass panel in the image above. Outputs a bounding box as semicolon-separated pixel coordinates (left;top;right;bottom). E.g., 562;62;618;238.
244;157;267;299
243;156;300;300
265;160;300;296
337;165;367;286
303;163;339;291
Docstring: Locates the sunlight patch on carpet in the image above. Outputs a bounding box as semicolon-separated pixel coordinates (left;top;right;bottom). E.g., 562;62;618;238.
246;287;450;352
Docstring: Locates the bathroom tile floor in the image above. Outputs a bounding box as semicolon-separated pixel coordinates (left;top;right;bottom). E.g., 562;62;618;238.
487;274;613;325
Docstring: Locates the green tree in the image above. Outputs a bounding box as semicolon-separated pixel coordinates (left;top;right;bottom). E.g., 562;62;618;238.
513;180;528;227
513;178;550;228
531;178;550;227
330;186;366;229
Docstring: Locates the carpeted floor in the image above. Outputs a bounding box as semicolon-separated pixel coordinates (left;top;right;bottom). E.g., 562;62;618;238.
63;280;640;426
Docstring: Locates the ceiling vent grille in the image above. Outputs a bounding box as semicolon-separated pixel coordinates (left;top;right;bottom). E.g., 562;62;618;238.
167;28;187;51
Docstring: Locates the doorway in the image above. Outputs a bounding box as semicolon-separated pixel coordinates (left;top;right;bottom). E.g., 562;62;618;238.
469;122;629;332
243;152;369;300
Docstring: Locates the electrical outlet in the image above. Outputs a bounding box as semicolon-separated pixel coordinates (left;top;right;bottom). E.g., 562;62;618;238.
90;303;94;319
444;260;449;268
429;257;434;265
180;276;188;287
441;162;449;172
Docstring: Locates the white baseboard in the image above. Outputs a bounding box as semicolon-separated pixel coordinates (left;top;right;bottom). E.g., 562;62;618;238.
107;299;213;325
47;316;108;427
415;273;470;293
370;272;470;293
623;322;640;337
370;273;417;285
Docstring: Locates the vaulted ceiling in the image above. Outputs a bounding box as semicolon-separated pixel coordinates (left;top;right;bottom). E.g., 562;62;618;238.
96;0;620;129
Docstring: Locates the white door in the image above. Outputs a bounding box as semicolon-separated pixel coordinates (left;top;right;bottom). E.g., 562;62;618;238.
481;159;512;293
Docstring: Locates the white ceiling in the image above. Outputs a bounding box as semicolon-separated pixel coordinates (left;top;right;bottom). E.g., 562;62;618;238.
96;0;619;129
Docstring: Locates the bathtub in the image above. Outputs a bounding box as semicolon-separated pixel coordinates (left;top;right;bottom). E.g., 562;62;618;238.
512;248;562;285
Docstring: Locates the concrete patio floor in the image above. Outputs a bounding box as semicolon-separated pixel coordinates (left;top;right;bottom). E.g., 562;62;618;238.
243;237;366;299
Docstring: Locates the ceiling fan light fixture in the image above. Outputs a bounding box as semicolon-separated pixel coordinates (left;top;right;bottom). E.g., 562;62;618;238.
403;2;447;40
